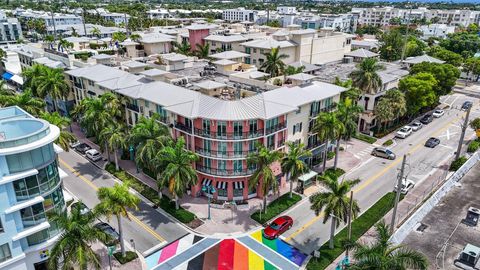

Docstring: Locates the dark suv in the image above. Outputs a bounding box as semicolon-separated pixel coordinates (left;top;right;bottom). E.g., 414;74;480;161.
420;114;433;125
75;143;91;154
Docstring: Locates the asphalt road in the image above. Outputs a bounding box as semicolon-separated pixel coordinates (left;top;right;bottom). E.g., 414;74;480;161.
59;149;188;255
283;93;480;254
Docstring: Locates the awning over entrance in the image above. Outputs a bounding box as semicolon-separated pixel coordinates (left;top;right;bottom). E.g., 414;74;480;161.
201;178;212;186
233;181;244;189
2;72;13;80
298;170;318;182
216;181;227;189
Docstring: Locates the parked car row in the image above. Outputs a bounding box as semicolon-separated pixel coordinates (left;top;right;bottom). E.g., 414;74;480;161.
70;140;103;162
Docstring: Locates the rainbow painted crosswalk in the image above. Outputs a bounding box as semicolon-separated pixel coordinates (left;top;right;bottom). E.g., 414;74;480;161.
250;230;307;266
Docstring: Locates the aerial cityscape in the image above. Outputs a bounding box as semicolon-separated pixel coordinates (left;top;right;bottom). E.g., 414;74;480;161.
1;0;480;269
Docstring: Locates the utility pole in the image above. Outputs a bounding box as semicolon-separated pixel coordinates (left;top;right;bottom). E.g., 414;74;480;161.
50;10;57;41
456;106;472;160
82;8;87;38
124;13;129;38
346;190;354;258
390;154;407;234
400;7;412;63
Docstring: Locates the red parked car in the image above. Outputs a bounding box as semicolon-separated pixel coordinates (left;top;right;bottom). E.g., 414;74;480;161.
263;216;293;240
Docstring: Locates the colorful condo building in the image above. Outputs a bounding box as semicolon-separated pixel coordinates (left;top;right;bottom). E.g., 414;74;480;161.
65;65;344;201
0;106;66;270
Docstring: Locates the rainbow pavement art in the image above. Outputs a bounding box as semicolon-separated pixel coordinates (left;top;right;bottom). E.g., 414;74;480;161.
250;230;307;266
145;234;204;269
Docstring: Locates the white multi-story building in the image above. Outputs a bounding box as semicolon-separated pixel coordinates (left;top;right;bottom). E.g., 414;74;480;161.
0;12;22;44
18;11;83;34
0;106;66;270
99;12;129;26
277;6;297;15
222;8;257;22
147;9;171;20
295;13;357;33
419;24;455;39
352;7;480;27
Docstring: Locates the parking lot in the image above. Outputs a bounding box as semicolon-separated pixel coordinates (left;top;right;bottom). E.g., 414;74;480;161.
402;162;480;269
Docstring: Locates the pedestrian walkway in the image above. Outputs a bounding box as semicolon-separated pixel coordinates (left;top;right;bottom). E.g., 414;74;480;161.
146;233;307;270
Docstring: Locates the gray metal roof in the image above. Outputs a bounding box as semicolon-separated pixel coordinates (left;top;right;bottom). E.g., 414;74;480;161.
403;54;445;64
65;64;127;82
345;48;379;58
240;39;297;49
209;51;249;60
204;35;248;43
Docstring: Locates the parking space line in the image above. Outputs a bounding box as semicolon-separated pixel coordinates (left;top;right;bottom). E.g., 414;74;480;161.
59;158;166;243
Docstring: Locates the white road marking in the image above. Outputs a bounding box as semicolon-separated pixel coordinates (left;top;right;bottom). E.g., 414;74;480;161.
438;144;454;150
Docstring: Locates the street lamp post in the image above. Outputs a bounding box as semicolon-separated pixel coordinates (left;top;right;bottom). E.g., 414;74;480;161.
201;185;216;220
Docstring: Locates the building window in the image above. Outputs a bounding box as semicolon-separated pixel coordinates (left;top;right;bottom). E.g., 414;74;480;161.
233;122;243;137
218;160;226;171
202;119;210;134
203;140;211;153
245;47;251;54
218;142;227;156
293;123;303;134
234;142;243;155
217;121;227;138
267;135;275;148
233;160;243;173
217;183;227;197
0;243;11;263
0;219;3;233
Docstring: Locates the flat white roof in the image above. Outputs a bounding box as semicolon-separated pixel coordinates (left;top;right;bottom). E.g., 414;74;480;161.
209;50;249;60
212;59;237;66
241;38;297;49
287;73;316;81
194;80;226;90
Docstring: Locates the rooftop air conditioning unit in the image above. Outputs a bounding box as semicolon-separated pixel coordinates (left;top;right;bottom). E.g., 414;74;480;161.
343;56;354;64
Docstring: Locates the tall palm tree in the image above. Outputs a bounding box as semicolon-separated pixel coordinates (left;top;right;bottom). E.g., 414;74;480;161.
172;41;191;56
309;175;360;249
44;35;55;49
374;98;395;132
0;90;45;116
281;142;311;198
129;33;141;42
384;89;407;124
260;46;288;77
155;137;198;209
100;123;127;171
314;112;345;172
195;43;210;59
112;32;127;43
36;67;69;112
48;204;108;270
247;144;283;213
96;182;140;257
335;99;363;169
129;114;171;173
349;220;428;270
349;58;384;95
40;112;76;151
22;64;46;95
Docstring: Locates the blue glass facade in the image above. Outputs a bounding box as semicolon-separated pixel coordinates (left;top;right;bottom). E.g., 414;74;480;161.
0;106;64;270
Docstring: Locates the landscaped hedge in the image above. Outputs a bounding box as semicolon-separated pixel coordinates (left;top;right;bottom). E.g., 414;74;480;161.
353;133;377;144
449;156;468;171
467;140;480;153
307;192;398;270
251;193;302;224
322;168;346;179
113;251;138;264
383;139;393;147
105;163;196;223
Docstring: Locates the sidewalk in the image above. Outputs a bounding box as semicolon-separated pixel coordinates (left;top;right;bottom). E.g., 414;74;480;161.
92;242;145;270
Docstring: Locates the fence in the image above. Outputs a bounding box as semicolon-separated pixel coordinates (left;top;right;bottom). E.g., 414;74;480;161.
390;152;480;244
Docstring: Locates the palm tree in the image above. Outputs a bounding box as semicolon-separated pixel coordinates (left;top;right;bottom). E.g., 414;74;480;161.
349;58;384;95
91;27;101;38
281;142;311;198
374;98;395;132
172;41;191;56
129;114;171;173
48;204;108;270
309;175;360;249
129;33;141;42
335;99;363;168
40;112;76;151
112;32;127;43
0;48;5;63
155;137;198;209
0;90;45;116
96;182;140;257
36;67;69;112
247;144;283;213
22;64;46;95
260;46;288;77
349;220;428;269
283;65;305;80
71;27;78;37
314;112;345;172
44;35;55;49
195;43;210;59
100;123;127;171
384;89;407;124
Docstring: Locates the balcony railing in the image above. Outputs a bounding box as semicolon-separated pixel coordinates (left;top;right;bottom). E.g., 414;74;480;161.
265;123;286;135
195;147;256;158
126;103;140;113
174;121;192;133
277;139;285;147
194;128;263;140
196;164;256;176
309;105;336;118
307;140;325;150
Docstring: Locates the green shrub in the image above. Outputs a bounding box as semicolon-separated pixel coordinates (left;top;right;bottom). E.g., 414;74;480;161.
353;133;377;144
251;193;302;224
105;164;196;223
327;151;335;160
467;140;480;153
449;156;468;171
307;193;398;270
322;168;345;180
113;251;138;264
382;139;393;146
